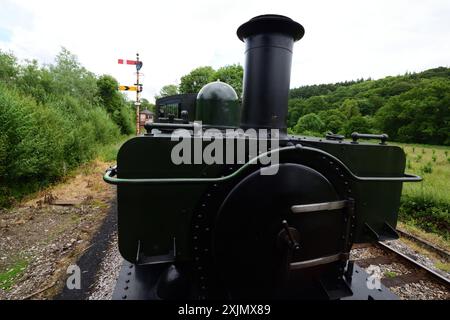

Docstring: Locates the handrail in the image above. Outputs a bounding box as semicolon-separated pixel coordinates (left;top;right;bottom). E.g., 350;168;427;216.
103;144;422;185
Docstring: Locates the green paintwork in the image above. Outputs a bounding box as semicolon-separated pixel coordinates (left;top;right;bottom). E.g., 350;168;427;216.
196;81;240;127
111;133;420;264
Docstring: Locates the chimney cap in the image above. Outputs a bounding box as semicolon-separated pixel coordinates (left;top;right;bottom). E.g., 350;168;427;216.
237;14;305;42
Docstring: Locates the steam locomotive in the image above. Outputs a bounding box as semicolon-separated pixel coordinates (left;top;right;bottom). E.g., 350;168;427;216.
104;14;421;300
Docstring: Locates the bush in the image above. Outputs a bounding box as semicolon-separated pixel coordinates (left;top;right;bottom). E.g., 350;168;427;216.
399;196;450;240
0;48;127;207
97;75;135;134
0;84;122;206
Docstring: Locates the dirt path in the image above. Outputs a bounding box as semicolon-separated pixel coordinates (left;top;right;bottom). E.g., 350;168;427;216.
0;160;116;300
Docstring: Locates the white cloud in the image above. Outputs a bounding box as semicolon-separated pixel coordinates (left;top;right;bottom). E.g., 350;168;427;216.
1;0;449;102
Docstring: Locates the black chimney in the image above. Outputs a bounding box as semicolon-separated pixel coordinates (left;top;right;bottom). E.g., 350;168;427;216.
237;15;304;135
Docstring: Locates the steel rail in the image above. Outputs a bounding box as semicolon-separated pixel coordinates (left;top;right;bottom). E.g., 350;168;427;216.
376;241;450;287
395;228;450;261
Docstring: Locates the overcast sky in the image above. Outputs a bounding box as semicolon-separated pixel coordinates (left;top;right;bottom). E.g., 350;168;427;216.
1;0;450;102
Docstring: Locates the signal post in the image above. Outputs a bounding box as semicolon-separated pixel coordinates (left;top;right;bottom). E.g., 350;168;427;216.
118;54;144;135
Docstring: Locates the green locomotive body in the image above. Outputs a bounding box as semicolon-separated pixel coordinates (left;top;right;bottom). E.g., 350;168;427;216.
104;14;421;300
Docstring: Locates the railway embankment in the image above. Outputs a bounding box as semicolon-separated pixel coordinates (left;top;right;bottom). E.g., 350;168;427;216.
0;160;116;299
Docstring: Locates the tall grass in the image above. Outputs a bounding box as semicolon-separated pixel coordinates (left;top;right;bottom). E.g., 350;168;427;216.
396;142;450;240
399;143;450;204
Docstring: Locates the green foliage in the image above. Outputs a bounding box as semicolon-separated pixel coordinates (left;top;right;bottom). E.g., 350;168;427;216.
317;109;346;134
97;75;134;135
156;84;179;100
288;67;450;144
98;135;132;162
340;99;361;119
384;271;397;278
0;259;28;291
399;196;449;240
177;64;243;97
289;79;365;100
343;116;371;136
389;143;449;240
0;50;18;84
179;66;215;94
49;48;99;104
400;143;449;204
301;96;329;116
15;59;53;104
374;79;450;145
287;99;306;128
140;98;155;113
420;162;433;174
0;89;66;180
213;64;244;97
293;113;324;135
0;48;125;207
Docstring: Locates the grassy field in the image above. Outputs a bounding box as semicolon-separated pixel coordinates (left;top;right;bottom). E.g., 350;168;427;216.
393;142;450;244
398;143;450;203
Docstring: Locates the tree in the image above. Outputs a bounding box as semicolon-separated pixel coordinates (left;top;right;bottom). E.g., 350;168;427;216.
318;109;346;134
340;99;361;119
97;74;134;134
0;48;126;207
15;59;53;104
287;98;307;128
97;75;120;113
294;113;324;134
343;116;371;136
50;48;98;104
302;96;329;115
0;50;18;84
141;98;155;112
156;84;179;99
213;64;243;97
179;66;215;94
375;78;450;145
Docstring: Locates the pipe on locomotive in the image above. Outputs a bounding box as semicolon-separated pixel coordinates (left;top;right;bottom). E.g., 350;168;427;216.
237;15;305;135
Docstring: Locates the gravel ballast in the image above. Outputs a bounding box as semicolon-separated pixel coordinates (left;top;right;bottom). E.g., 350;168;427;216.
88;233;122;300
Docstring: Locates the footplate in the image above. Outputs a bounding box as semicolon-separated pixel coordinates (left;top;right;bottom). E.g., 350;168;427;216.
112;261;399;300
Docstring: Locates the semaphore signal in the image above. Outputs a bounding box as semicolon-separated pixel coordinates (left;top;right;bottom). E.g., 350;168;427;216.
118;85;143;92
118;59;143;71
117;53;143;135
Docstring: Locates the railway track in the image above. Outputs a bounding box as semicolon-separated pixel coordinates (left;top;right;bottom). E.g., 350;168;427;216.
395;228;450;261
350;238;450;300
